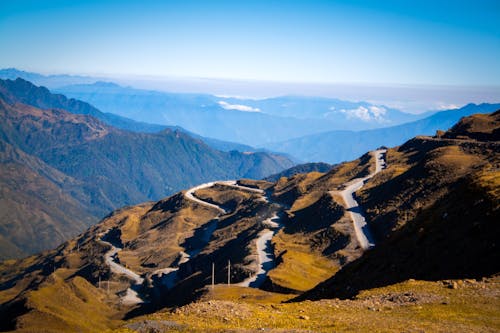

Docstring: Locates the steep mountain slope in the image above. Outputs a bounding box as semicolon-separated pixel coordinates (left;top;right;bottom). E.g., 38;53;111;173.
0;152;379;331
265;103;500;163
0;111;498;332
298;111;500;300
0;95;293;259
0;139;95;260
0;150;381;330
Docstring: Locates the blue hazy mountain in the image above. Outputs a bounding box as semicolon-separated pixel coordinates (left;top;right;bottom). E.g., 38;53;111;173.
54;81;421;146
0;68;426;146
263;103;500;163
220;95;421;123
0;68;99;88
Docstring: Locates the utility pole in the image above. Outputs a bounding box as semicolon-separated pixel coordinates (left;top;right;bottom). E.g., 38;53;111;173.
227;260;231;286
212;262;215;289
98;276;101;289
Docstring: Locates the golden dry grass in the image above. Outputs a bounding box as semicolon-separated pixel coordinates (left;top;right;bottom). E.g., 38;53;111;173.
429;145;482;172
113;277;500;333
289;190;324;212
194;186;253;205
199;285;293;304
476;170;500;206
269;231;339;292
237;179;274;190
15;273;123;333
114;197;220;273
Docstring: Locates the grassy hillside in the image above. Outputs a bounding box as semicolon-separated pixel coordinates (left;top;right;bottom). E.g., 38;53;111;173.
299;111;500;301
112;277;500;332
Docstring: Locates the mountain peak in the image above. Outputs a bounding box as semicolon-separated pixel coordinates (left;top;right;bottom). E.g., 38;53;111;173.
443;109;500;141
91;81;121;88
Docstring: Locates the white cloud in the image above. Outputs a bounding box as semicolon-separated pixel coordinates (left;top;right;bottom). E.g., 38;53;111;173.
218;101;261;112
437;103;459;110
368;106;387;118
338;106;388;122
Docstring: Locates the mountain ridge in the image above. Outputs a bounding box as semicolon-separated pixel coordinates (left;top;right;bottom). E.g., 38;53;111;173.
263;102;500;163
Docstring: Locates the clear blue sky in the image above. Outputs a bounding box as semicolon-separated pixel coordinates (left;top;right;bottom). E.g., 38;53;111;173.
1;0;499;86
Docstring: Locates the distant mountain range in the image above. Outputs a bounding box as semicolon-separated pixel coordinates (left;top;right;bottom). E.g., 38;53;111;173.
0;79;294;259
55;82;422;145
0;68;99;88
6;68;499;164
264;103;500;163
0;68;425;146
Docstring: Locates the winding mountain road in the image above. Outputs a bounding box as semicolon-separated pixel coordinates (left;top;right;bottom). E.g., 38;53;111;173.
99;234;145;305
237;212;282;288
101;150;386;300
339;149;387;250
98;179;280;304
185;182;227;214
184;180;282;288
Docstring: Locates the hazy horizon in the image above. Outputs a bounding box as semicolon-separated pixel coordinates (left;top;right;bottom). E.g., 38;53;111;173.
3;67;499;114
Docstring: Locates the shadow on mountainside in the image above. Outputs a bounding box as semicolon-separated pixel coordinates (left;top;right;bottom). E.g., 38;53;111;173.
295;175;500;301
